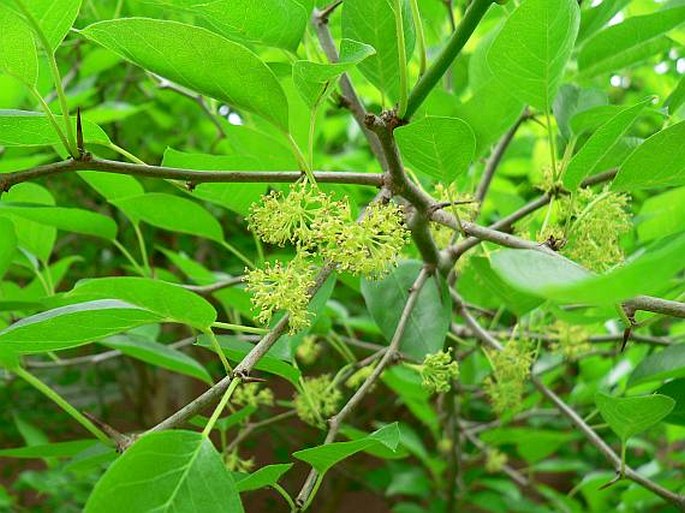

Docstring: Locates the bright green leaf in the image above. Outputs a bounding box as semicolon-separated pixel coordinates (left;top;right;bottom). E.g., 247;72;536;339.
636;186;685;242
595;392;674;441
395;116;476;184
563;98;651;189
342;0;415;103
0;439;97;459
85;430;244;513
0;111;111;147
111;193;224;243
293;423;400;475
487;0;580;112
0;300;162;353
629;344;685;388
0;218;17;280
234;463;293;493
100;334;212;384
578;6;685;78
68;277;217;330
18;0;82;52
612;121;685;190
81;18;289;131
0;4;38;86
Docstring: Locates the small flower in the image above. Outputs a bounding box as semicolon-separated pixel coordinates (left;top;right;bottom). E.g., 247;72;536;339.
296;335;321;365
563;188;632;272
484;340;534;416
485;449;508;473
420;349;459;394
244;255;316;334
315;201;409;278
224;449;255;473
550;320;591;360
293;374;342;426
232;383;274;408
345;364;376;389
248;182;344;248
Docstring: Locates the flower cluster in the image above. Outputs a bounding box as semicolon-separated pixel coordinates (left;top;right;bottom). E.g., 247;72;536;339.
293;374;342;427
563;188;632;272
244;255;316;334
485;448;508;473
484;340;534;416
345;364;375;389
549;320;591;360
224;449;254;473
246;182;409;335
232;383;274;408
419;349;459;394
296;335;321;365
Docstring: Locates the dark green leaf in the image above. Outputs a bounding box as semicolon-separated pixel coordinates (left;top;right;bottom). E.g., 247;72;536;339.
0;440;97;459
234;463;293;492
629;344;685;388
657;379;685;426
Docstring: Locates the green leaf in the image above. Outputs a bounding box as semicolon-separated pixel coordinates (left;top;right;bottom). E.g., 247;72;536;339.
85;430;244;513
595;392;674;441
81;18;289;131
234;463;293;493
196;335;300;385
552;84;608;142
293;423;400;475
0;203;117;240
665;76;685;115
162;148;267;217
612;121;685;191
0;439;97;459
657;379;685;426
628;344;685;388
361;261;451;361
636;186;685;242
68;277;217;330
577;0;630;43
0;110;111;147
100;334;212;384
487;0;580;112
293;39;375;109
77;171;144;201
563;98;650;189
0;4;38;86
395;116;476;184
490;234;685;305
342;0;415;103
145;0;307;51
0;300;162;353
578;6;685;78
111;193;224;243
18;0;82;52
480;428;577;464
0;218;17;280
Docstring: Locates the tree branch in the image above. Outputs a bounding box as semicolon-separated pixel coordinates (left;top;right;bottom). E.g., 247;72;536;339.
295;266;432;510
0;158;384;194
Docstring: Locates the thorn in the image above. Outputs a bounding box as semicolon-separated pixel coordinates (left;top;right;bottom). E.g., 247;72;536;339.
82;411;133;451
241;375;267;383
76;107;85;158
186;181;197;191
598;472;622;490
621;326;632;352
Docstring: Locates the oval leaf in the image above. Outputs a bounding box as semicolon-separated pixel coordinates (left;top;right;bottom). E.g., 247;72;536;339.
395;116;476;184
0;300;162;353
595;392;674;441
0;4;38;86
81;18;289;131
68;277;217;330
85;430;244;513
487;0;580;112
361;261;451;360
0;204;117;240
612;121;685;191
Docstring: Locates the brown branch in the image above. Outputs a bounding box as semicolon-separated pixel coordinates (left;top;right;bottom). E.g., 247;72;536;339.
0;158;384;194
181;276;244;296
294;266;433;509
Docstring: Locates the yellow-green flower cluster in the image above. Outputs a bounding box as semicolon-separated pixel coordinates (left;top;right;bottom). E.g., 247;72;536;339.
484;340;534;416
315;201;410;278
550;320;591;360
345;364;376;389
246;182;409;335
224;449;254;473
485;448;508;473
296;335;321;365
420;349;459;394
244;256;316;334
232;383;274;409
563;188;632;272
293;374;342;427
